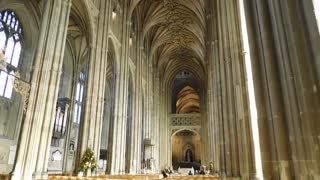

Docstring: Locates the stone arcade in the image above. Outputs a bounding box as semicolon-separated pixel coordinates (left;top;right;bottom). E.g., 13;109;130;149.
0;0;319;179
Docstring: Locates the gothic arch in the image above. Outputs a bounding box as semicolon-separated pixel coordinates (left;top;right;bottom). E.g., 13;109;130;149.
72;0;97;48
171;128;200;137
108;35;120;73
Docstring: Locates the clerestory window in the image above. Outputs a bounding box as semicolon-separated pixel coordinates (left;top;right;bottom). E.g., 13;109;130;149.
313;0;320;32
73;72;85;124
0;10;23;99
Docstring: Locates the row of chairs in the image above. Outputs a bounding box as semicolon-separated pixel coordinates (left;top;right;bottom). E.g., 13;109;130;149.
0;173;9;180
47;174;219;180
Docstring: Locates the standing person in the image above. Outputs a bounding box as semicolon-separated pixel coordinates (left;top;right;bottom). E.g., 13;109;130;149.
209;162;214;174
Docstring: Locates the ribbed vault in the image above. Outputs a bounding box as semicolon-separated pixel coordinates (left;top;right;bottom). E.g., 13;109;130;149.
130;0;206;73
176;86;200;113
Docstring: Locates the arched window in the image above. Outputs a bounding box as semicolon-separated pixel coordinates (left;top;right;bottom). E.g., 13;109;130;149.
73;72;85;124
0;10;23;98
313;0;320;32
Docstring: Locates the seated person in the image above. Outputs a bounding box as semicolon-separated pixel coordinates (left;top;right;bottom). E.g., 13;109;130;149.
188;170;193;176
161;168;169;178
199;166;206;175
166;166;173;174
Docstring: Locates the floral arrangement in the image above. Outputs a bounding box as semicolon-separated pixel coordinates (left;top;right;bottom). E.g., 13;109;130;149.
80;148;98;171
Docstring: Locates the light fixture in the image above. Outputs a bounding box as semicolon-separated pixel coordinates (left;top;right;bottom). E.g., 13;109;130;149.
112;8;117;20
129;36;133;46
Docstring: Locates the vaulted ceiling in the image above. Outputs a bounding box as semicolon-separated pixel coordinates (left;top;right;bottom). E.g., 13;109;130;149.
176;86;200;113
130;0;206;74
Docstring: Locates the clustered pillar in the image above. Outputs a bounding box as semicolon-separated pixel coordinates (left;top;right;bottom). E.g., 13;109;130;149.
79;0;110;166
108;2;130;175
206;0;254;178
12;0;72;179
244;0;320;179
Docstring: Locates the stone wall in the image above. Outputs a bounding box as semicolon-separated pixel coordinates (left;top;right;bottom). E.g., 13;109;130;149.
0;138;16;174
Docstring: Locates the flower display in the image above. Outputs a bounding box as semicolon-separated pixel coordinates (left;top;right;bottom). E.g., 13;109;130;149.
80;148;98;171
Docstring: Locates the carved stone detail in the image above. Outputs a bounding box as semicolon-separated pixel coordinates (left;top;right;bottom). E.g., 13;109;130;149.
13;71;30;113
170;113;201;126
0;49;7;70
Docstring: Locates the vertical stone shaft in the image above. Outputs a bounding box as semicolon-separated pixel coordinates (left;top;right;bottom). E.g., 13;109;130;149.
80;0;110;166
244;0;320;178
212;0;253;177
11;0;71;179
130;35;143;174
110;1;130;174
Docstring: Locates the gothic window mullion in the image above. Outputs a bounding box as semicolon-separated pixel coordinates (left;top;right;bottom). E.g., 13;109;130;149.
0;10;23;99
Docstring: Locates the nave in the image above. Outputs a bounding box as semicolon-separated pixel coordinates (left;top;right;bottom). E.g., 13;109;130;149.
0;0;319;180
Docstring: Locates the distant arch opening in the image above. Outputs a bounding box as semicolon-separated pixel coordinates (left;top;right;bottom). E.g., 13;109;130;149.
171;129;201;170
176;86;200;114
171;70;201;114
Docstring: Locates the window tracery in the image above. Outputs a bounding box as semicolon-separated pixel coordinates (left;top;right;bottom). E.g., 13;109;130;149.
0;10;23;99
74;72;85;124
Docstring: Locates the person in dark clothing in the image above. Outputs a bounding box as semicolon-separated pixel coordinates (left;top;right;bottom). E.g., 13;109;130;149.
199;169;206;175
162;167;169;178
199;166;206;175
166;166;173;174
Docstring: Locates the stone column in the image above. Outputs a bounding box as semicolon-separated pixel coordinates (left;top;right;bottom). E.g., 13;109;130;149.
108;1;130;174
143;63;153;142
211;0;253;177
205;1;217;168
129;36;144;174
11;0;71;179
153;73;161;173
244;0;320;179
266;1;320;178
207;2;223;172
159;80;169;167
79;0;109;167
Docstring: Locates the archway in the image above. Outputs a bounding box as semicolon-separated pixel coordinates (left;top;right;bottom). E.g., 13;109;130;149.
171;129;201;170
